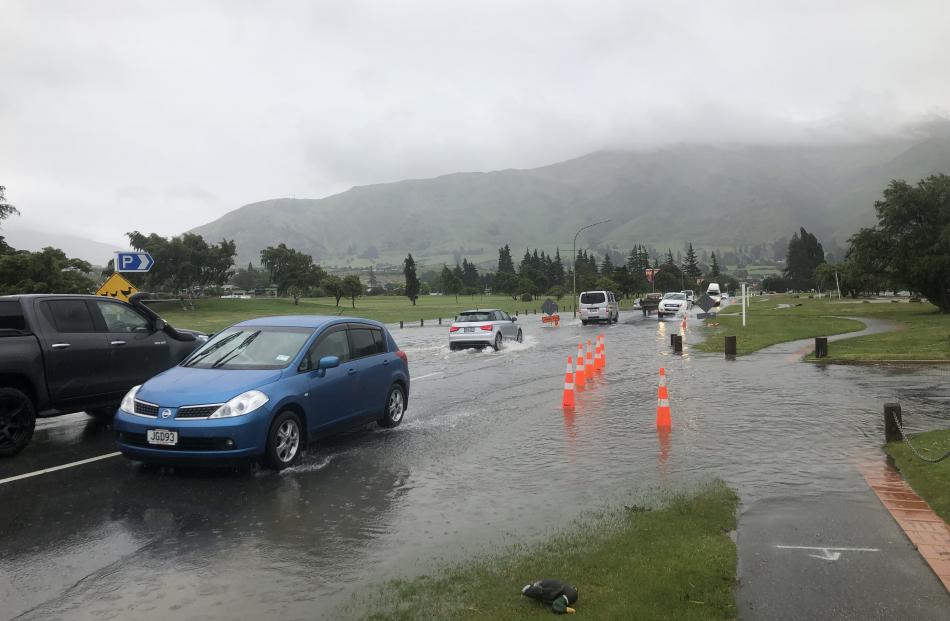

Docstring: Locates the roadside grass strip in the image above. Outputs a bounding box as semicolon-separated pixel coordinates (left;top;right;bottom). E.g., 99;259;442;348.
885;429;950;524
347;481;739;620
155;295;538;334
695;312;864;356
697;294;950;360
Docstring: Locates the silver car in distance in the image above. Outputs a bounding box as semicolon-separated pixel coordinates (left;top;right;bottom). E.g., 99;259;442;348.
448;309;523;351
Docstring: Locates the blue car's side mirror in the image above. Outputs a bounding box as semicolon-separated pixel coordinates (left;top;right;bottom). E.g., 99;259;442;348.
318;355;340;370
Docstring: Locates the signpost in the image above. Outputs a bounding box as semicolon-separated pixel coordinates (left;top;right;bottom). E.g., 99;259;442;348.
96;273;138;303
114;251;154;273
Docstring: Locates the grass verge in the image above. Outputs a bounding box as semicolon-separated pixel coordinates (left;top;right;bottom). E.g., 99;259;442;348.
885;429;950;524
697;294;950;360
149;294;535;334
346;481;739;620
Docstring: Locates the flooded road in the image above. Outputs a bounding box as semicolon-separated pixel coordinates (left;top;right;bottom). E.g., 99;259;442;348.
2;306;949;619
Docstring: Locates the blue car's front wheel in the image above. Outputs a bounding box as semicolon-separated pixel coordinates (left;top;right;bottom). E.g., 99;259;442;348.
264;411;303;470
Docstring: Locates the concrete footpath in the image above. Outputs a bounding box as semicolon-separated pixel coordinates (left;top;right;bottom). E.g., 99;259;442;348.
738;490;950;620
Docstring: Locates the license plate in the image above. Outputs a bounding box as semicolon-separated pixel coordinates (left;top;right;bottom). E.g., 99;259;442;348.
464;327;475;333
147;429;178;446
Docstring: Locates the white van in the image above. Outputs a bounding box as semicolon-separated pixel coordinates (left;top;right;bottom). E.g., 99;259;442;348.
706;283;722;306
579;290;619;325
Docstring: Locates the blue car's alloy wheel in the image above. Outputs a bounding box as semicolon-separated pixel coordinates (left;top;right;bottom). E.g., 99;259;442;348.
378;385;405;428
265;411;303;470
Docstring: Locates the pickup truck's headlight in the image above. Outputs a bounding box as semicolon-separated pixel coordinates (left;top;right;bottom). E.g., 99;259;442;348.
209;390;269;418
120;385;141;413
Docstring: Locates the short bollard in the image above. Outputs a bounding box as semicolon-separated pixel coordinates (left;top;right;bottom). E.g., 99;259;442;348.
670;333;677;347
438;317;442;325
673;334;683;354
516;310;519;317
815;337;828;358
399;320;404;329
725;335;737;357
884;403;902;443
420;319;424;327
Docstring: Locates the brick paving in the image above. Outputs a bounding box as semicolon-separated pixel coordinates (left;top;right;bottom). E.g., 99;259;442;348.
862;462;950;592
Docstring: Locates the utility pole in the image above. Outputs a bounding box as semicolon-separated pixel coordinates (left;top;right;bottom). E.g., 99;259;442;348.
572;220;610;314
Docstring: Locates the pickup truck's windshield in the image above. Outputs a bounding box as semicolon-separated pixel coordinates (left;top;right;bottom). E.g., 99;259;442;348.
0;301;27;333
182;326;313;370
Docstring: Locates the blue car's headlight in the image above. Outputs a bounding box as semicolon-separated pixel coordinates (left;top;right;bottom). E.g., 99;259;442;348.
120;385;141;413
210;390;269;418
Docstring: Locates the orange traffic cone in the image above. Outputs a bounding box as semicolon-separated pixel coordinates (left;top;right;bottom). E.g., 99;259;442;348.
656;367;671;429
575;344;586;389
597;334;605;370
585;340;594;380
562;356;575;408
601;334;606;370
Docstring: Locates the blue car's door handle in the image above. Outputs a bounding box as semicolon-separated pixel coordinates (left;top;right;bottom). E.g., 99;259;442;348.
347;368;357;375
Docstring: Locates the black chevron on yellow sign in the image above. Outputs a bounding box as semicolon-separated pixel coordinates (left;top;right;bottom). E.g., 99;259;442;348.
96;273;138;303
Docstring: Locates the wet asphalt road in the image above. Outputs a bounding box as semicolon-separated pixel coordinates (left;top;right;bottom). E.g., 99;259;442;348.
2;302;949;619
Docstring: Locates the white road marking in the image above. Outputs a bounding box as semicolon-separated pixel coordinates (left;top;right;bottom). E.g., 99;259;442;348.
0;452;121;486
775;545;880;561
412;372;445;381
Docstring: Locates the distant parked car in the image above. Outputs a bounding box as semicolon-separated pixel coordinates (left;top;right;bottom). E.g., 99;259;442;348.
578;290;619;325
657;292;688;317
449;309;522;351
681;290;695;306
113;316;409;470
0;293;204;457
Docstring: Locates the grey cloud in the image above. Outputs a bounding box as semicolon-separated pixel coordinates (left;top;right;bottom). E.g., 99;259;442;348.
1;0;948;246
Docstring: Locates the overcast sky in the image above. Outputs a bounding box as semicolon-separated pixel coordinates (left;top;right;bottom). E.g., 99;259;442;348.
2;0;948;247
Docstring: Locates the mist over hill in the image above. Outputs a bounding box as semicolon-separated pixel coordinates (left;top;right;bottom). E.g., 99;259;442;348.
190;132;950;268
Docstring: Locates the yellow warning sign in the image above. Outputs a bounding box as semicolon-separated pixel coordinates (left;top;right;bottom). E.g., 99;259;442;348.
96;273;138;303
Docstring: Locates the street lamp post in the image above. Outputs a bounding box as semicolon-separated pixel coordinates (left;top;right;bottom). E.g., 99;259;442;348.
572;219;610;316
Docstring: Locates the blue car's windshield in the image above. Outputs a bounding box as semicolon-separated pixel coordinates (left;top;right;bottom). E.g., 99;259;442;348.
182;327;313;370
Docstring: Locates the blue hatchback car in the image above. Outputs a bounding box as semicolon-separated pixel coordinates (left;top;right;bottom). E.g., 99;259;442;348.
113;316;409;469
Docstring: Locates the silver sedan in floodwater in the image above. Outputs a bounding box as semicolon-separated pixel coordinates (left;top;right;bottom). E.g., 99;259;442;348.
448;308;523;351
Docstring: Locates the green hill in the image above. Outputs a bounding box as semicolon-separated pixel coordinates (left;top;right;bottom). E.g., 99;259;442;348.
190;132;950;267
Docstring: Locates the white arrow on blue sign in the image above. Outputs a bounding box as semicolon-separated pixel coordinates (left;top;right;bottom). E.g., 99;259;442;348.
115;251;155;273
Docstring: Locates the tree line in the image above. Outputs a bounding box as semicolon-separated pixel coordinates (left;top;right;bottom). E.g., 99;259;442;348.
764;174;950;313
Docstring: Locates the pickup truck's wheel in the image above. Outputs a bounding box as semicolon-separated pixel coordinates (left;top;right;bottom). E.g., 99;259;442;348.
0;388;36;457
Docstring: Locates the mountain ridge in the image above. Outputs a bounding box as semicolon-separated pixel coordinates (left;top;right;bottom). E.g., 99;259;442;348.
190;134;950;267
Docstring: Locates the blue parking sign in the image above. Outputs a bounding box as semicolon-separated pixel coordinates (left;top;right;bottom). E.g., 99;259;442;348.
115;251;154;273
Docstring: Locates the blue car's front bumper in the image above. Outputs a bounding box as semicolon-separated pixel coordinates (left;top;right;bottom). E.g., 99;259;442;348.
114;407;272;464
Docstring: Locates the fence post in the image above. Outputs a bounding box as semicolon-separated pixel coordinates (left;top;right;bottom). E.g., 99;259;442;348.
420;319;424;327
725;335;737;357
815;337;828;358
399;320;403;329
438;317;442;325
884;403;902;443
673;334;683;354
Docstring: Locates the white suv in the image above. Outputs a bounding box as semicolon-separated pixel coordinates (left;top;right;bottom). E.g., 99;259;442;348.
579;290;619;325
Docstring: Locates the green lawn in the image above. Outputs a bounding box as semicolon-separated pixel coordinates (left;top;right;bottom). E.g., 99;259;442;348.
696;294;950;361
150;294;544;334
885;429;950;524
346;481;738;621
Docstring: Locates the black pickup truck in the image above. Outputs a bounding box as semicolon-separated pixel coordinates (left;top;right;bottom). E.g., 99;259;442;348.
0;294;205;457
